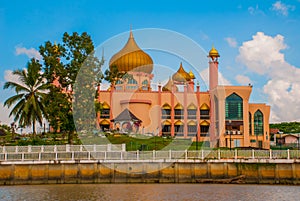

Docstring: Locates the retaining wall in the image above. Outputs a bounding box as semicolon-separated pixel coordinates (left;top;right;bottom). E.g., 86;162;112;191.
0;160;300;185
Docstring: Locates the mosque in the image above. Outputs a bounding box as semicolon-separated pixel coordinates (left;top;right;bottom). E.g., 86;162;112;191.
96;30;270;149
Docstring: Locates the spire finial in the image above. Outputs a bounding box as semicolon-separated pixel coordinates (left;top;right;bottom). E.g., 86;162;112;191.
130;25;133;38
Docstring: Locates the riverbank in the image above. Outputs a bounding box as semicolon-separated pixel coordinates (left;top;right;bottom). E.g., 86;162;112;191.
1;160;300;185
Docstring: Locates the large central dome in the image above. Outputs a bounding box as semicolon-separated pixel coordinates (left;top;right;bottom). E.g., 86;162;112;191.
109;30;153;74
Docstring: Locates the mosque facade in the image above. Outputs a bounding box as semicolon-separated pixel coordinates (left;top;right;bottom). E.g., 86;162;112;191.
96;31;270;149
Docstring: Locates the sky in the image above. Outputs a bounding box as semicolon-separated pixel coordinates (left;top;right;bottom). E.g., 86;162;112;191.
1;0;300;128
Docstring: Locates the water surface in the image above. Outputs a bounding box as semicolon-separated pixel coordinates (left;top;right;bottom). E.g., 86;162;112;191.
0;184;299;201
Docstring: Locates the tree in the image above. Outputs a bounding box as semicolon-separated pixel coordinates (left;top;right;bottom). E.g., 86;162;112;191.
39;32;103;143
3;59;48;136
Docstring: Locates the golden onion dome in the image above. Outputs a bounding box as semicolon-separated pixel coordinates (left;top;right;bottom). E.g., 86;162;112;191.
109;30;153;73
189;70;195;79
162;78;178;92
208;45;220;58
172;62;191;82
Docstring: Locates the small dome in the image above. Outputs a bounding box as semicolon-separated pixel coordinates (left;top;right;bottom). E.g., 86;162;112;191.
208;45;220;58
172;62;191;82
109;30;153;73
162;78;178;92
189;70;195;79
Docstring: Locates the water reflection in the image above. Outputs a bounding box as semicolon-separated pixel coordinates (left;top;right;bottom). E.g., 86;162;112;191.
0;184;299;201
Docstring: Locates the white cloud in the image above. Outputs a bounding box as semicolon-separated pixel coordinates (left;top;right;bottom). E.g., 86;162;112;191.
237;32;300;122
235;75;252;85
236;32;287;75
4;70;20;83
225;37;237;48
15;45;42;60
248;5;265;15
271;1;295;16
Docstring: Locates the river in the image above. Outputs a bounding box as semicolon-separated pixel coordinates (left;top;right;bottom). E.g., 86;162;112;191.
0;184;299;201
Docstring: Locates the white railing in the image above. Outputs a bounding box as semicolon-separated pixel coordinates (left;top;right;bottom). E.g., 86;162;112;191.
0;144;125;153
0;145;299;162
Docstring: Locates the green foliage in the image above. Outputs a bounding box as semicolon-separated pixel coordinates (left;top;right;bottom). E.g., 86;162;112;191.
270;122;300;133
39;32;104;143
3;58;48;135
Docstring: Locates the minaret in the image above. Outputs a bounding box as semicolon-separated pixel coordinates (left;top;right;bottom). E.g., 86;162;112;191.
208;45;220;147
208;45;220;90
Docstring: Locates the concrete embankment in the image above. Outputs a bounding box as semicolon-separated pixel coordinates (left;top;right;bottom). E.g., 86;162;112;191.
0;160;300;185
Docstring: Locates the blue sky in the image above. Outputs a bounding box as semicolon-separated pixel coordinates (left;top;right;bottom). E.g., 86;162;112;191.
1;0;300;125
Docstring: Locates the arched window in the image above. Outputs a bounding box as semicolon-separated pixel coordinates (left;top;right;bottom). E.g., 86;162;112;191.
200;120;210;137
126;78;138;90
99;120;110;131
187;120;197;136
200;103;210;119
161;103;171;119
115;80;123;91
254;110;263;136
127;78;137;84
174;103;184;119
187;103;197;119
142;80;149;90
161;120;171;136
100;102;110;119
116;80;123;85
225;93;243;120
174;120;184;136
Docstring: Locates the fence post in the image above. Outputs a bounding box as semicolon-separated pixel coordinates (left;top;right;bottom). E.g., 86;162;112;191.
287;149;290;160
252;149;255;159
137;150;139;160
201;149;204;160
185;150;188;160
169;150;172;160
104;151;107;160
15;146;18;153
41;145;44;152
54;145;57;152
122;143;126;152
3;146;5;153
28;145;32;153
153;150;156;160
66;144;70;152
218;149;220;160
88;151;91;160
4;152;7;161
269;149;272;159
235;149;237;160
38;152;41;161
120;151;123;160
55;152;58;160
22;153;24;161
71;151;74;160
107;144;112;151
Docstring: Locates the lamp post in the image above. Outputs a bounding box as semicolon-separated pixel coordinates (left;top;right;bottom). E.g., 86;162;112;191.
229;120;232;150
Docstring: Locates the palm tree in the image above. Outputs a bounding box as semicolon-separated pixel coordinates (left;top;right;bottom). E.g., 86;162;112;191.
3;59;48;137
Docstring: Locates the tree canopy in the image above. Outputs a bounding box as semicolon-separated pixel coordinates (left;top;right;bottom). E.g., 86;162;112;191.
3;59;48;136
